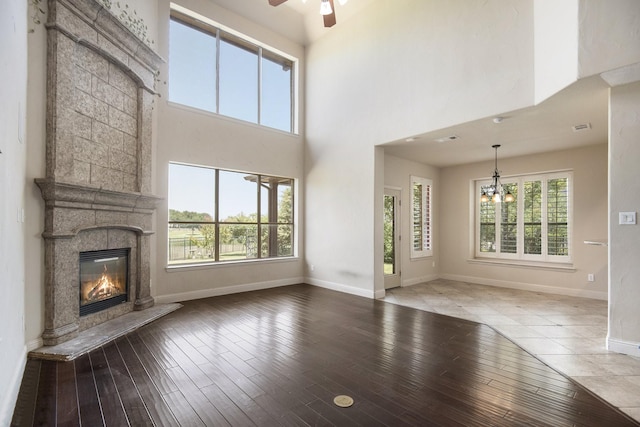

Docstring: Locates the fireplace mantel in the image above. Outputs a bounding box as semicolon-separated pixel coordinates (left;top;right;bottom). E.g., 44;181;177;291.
36;0;163;345
35;178;162;237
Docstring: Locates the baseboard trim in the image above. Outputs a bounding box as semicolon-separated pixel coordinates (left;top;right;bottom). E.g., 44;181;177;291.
439;274;608;300
154;277;304;304
1;346;27;426
305;278;376;299
607;336;640;357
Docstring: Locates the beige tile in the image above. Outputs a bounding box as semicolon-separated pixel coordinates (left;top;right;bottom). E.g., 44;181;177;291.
587;354;640;375
506;314;558;325
513;338;574;355
492;324;545;338
562;324;608;338
461;306;500;315
620;407;640;424
529;325;583;338
574;376;640;407
550;337;610;354
537;354;610;376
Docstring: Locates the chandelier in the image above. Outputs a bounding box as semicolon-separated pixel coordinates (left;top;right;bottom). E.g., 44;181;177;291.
480;144;514;203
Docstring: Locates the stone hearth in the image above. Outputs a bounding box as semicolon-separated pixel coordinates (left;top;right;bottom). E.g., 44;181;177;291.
35;0;164;346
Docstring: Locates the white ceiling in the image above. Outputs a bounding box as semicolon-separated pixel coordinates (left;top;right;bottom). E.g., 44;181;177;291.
277;0;377;43
382;75;611;168
214;1;612;168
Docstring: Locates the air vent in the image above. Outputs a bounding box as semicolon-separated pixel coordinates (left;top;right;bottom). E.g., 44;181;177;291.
572;123;591;132
434;135;459;143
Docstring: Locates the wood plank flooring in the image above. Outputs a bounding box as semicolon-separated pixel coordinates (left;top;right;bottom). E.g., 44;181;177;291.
11;284;640;426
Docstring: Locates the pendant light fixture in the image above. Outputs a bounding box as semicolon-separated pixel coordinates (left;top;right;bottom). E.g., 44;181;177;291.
480;144;514;203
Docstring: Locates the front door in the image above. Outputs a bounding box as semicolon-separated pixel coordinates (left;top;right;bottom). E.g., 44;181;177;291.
384;188;401;289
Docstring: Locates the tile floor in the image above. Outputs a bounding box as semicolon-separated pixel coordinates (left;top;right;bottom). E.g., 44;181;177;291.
384;278;640;423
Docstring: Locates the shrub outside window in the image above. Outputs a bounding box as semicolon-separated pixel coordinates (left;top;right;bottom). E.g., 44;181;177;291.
168;163;294;265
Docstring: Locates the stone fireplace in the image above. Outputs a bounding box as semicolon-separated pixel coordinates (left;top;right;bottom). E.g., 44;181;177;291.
35;0;163;346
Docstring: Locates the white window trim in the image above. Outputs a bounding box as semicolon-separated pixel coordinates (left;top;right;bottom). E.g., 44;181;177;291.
410;176;433;259
167;162;296;267
168;4;299;134
474;170;573;264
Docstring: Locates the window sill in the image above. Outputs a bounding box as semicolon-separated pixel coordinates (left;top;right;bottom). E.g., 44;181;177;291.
166;101;299;137
467;258;575;272
166;256;298;272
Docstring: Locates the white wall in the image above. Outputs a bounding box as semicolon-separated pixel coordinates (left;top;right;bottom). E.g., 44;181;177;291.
578;0;640;77
439;144;608;299
384;154;440;287
24;0;47;354
0;0;28;423
153;0;306;303
608;82;640;356
534;0;578;104
305;0;535;296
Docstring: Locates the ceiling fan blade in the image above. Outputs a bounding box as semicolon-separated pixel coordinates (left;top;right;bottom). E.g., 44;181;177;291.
268;0;288;6
323;0;337;27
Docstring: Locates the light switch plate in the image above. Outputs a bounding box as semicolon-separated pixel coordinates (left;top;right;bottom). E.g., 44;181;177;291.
619;212;637;225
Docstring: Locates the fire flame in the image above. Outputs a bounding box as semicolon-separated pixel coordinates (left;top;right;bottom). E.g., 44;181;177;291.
82;264;124;303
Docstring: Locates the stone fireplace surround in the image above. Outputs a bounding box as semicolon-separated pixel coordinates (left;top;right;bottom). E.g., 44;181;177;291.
35;0;164;346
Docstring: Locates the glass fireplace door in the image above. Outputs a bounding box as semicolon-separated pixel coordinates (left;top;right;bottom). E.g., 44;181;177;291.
79;248;129;316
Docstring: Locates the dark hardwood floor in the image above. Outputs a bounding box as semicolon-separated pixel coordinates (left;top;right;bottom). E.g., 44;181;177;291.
12;284;640;426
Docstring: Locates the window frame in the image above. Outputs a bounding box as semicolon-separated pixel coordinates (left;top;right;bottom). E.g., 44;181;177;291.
410;176;433;259
168;162;295;267
168;8;297;133
474;170;572;264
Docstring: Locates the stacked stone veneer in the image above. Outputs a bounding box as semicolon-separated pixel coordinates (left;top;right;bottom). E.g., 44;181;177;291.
36;0;163;345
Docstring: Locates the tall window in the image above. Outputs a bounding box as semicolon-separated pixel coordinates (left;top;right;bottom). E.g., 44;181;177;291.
168;163;294;266
411;176;433;258
168;10;295;133
476;171;571;263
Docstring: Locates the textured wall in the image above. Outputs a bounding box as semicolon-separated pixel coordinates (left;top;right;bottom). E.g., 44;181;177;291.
608;81;640;356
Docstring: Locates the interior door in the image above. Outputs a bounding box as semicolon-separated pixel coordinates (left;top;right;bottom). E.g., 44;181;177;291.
384;188;401;289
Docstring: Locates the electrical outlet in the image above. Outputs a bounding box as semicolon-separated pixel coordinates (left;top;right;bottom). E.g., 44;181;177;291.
310;264;315;272
587;273;595;282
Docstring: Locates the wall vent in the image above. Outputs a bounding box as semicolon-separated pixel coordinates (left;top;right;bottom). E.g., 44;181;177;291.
572;123;592;132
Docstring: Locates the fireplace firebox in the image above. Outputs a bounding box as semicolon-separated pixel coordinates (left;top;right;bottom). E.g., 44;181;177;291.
79;249;129;316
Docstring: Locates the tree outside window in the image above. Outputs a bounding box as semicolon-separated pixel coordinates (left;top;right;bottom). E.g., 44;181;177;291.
168;163;294;265
475;172;571;263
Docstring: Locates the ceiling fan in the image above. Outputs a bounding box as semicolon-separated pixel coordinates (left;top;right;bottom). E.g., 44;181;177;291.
269;0;348;28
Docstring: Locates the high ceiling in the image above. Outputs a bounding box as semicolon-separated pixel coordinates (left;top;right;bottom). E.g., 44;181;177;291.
276;0;377;42
209;0;376;45
210;0;611;168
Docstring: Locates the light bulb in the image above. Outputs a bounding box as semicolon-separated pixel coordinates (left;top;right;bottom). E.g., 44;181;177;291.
320;0;333;15
504;191;514;203
492;192;501;203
